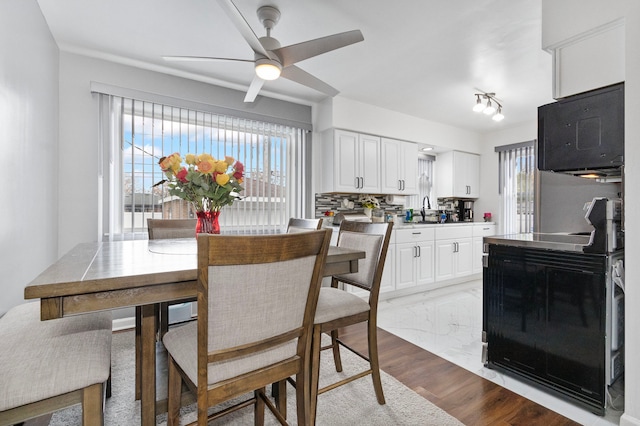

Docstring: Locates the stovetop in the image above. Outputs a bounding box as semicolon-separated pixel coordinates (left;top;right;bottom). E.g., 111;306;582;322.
484;232;593;253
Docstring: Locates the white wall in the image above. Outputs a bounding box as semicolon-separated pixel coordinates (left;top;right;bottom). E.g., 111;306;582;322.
0;0;59;316
318;97;481;152
621;3;640;425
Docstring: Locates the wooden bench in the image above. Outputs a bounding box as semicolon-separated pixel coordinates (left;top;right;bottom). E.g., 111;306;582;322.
0;302;112;426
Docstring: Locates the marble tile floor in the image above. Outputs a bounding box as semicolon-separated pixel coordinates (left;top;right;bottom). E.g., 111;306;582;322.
376;280;624;426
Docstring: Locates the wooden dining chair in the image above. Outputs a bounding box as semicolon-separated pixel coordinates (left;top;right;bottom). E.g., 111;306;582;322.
162;230;332;426
146;218;198;338
0;302;112;426
134;218;199;400
309;220;393;425
286;217;323;233
147;218;197;239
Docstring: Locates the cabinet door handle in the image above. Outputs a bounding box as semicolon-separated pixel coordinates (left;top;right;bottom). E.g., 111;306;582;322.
413;246;418;258
417;245;421;257
401;180;405;190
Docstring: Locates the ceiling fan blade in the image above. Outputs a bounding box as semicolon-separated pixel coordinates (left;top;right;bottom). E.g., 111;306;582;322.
163;55;253;63
273;30;364;67
216;0;271;58
281;65;339;97
244;75;265;103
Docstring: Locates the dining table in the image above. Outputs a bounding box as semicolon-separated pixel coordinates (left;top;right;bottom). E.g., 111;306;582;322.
23;236;365;426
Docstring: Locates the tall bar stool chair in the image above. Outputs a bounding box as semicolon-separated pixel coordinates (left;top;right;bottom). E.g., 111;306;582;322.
146;218;198;338
286;217;323;233
309;220;393;425
134;218;198;399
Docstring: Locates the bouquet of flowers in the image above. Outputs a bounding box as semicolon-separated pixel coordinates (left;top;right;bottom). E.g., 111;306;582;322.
358;194;380;209
155;152;244;212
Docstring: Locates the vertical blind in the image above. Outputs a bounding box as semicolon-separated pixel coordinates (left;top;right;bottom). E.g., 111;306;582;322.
97;94;308;239
496;141;535;234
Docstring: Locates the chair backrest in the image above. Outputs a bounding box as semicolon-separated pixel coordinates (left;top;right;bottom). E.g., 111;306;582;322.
333;221;393;300
196;230;331;386
147;218;197;239
286;217;323;233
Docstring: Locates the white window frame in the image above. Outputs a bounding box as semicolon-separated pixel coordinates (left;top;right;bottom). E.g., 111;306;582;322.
95;87;311;240
496;140;535;234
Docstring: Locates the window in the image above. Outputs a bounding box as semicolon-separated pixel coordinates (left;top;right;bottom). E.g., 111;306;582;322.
406;155;435;212
496;141;535;234
97;93;309;239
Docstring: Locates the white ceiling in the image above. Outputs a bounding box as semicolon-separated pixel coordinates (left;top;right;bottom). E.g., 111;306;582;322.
37;0;555;134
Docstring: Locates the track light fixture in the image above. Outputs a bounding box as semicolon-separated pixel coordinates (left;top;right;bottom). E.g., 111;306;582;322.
473;92;504;121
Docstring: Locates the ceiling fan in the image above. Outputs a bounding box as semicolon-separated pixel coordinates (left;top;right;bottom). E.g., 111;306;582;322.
163;0;364;102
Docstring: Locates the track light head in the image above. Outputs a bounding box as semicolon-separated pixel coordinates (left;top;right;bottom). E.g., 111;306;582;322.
483;98;495;115
472;95;485;112
492;106;504;122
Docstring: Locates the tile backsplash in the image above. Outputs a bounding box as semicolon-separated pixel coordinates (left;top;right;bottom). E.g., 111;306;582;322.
314;193;406;218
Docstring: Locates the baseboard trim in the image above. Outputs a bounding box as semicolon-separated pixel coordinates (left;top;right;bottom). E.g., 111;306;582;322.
620;413;640;426
112;316;135;332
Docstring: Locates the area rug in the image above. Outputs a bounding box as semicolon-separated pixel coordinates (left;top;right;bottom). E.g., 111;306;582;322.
50;330;463;425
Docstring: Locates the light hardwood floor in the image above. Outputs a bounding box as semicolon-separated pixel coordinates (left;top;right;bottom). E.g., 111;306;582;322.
23;324;580;425
338;323;581;426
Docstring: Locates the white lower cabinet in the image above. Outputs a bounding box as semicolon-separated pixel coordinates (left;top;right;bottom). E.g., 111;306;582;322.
395;228;435;290
434;226;474;281
380;244;395;294
343;223;495;299
472;223;496;273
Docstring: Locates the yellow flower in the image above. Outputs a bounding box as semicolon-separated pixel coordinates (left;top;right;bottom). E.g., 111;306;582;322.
159;153;182;174
215;160;228;173
197;153;214;163
215;173;230;186
185;154;197;165
225;156;235;165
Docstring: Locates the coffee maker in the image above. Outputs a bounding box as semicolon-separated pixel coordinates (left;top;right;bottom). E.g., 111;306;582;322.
459;200;474;222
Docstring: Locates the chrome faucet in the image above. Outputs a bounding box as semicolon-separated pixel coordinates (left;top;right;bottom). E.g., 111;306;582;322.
421;196;431;221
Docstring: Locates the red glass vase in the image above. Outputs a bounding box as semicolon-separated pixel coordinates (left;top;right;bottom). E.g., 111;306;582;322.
195;210;221;235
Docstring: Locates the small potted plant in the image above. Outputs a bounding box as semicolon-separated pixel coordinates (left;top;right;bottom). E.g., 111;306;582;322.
358;194;380;218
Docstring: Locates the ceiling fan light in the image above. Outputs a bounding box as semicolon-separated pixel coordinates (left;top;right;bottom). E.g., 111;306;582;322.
255;59;282;80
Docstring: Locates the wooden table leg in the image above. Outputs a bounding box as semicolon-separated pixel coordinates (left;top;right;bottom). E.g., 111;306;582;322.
135;306;142;400
140;304;157;426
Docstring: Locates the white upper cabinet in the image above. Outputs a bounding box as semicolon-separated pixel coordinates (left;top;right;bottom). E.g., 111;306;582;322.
436;151;480;199
322;129;380;193
546;21;624;99
380;138;418;194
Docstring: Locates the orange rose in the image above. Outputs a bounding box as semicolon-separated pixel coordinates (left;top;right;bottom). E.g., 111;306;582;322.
197;159;215;175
